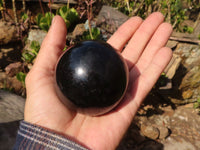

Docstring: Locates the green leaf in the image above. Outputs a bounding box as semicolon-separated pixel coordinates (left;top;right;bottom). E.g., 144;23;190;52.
16;72;26;86
0;0;2;7
35;12;54;31
22;51;34;63
21;12;28;21
66;8;79;23
57;6;79;28
194;102;200;109
82;28;101;40
30;41;40;53
35;13;43;26
22;41;40;63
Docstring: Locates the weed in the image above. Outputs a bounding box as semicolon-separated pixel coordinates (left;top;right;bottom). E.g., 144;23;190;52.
35;12;54;32
56;6;79;28
108;0;192;31
20;12;28;22
22;41;40;63
182;25;194;33
82;27;101;40
16;72;26;88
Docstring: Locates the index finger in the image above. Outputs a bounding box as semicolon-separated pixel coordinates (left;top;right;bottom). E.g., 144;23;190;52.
107;16;143;51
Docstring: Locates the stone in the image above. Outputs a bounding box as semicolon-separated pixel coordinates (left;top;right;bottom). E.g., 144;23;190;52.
179;65;200;99
174;43;200;68
118;103;200;149
0;72;6;89
72;24;87;38
1;47;14;54
164;137;197;150
159;80;172;90
27;29;47;45
0;72;24;95
10;77;24;94
5;62;23;77
0;90;25;123
49;4;66;10
171;31;198;40
193;20;200;37
182;89;193;99
172;43;200;101
97;5;129;33
0;121;20;150
164;53;182;79
157;126;170;139
0;21;18;45
166;40;178;49
141;124;159;140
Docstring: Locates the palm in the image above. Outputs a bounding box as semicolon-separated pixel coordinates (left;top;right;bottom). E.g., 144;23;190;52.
25;13;172;150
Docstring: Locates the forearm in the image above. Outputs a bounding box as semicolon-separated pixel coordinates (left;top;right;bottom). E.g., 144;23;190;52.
13;121;89;150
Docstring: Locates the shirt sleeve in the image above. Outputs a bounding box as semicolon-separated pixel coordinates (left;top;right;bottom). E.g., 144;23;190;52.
13;120;89;150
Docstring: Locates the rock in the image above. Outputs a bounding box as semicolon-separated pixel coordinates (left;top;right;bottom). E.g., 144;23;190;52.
0;21;19;45
72;24;87;38
166;40;178;49
193;20;200;37
1;47;14;54
0;121;20;150
27;29;47;45
10;77;24;94
0;72;24;95
157;126;170;139
164;54;182;79
159;80;172;90
165;105;200;148
5;62;23;77
164;137;197;150
179;64;200;100
49;4;66;10
118;103;200;149
141;124;159;140
97;5;129;33
182;89;193;99
175;43;200;68
0;90;25;123
171;31;198;41
171;43;200;101
181;69;200;100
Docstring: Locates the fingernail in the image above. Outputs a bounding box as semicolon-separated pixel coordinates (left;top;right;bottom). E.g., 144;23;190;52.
51;16;56;25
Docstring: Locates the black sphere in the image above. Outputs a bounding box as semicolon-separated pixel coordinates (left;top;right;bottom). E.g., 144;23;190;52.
56;40;128;115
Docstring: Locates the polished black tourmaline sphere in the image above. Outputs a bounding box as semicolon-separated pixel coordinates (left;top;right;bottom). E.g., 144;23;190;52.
56;40;128;111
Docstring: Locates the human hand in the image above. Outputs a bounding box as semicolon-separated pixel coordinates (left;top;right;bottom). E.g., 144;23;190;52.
24;12;172;150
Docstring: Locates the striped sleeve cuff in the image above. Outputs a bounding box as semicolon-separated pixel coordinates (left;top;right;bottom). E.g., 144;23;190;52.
13;120;89;150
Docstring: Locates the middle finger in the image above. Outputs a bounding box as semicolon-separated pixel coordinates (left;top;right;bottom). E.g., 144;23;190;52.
122;12;164;69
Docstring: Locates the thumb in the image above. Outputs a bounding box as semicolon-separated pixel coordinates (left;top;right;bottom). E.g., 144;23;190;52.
33;15;67;72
